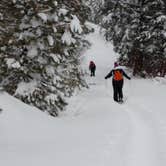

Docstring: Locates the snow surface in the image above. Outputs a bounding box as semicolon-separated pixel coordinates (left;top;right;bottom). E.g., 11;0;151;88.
1;23;166;166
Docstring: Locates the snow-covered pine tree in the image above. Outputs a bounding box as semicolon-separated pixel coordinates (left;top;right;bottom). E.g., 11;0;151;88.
101;0;166;77
84;0;104;22
0;0;22;86
0;0;89;116
101;1;140;61
136;0;166;76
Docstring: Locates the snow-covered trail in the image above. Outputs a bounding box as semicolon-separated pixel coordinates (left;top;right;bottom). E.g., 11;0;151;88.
66;24;166;166
1;23;166;166
122;102;159;166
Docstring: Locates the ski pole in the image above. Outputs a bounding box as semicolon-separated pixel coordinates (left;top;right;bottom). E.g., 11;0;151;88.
105;79;108;89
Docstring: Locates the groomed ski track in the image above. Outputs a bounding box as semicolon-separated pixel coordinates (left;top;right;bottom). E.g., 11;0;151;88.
0;23;166;166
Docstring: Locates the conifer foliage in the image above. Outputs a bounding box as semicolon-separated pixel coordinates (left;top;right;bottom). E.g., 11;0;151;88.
101;0;166;77
0;0;89;116
84;0;104;22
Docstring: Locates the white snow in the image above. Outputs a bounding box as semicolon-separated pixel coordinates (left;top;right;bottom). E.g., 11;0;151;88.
52;26;57;33
53;1;58;6
62;30;76;45
157;15;166;22
154;76;166;84
1;23;166;166
52;13;59;22
163;32;166;37
59;8;68;16
6;58;21;69
38;13;48;22
0;13;3;20
27;47;38;58
45;66;55;76
31;19;41;28
49;53;60;63
70;15;83;34
15;81;38;96
45;94;58;102
47;35;54;46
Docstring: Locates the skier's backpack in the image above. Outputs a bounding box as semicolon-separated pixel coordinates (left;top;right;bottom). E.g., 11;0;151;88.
114;70;123;81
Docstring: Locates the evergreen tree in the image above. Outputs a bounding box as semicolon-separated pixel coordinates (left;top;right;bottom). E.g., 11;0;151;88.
84;0;104;22
0;0;89;116
101;0;166;77
136;0;166;76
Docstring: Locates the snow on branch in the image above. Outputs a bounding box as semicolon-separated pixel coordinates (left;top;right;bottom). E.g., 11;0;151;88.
70;15;82;34
62;30;76;46
38;13;48;22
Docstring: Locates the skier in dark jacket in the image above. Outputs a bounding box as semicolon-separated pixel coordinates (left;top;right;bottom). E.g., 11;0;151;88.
105;62;131;103
89;61;96;77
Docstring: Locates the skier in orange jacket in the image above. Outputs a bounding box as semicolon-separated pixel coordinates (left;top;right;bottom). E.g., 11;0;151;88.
105;62;131;103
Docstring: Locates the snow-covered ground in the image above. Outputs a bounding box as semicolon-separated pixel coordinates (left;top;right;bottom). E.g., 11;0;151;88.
1;23;166;166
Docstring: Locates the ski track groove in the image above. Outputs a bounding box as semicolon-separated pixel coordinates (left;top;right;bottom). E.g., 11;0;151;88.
121;101;160;166
102;81;159;166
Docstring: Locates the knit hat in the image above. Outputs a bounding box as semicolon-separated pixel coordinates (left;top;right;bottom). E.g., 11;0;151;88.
114;62;118;68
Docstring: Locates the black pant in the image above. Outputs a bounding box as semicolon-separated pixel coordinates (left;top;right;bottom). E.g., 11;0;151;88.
90;68;95;76
112;79;123;102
